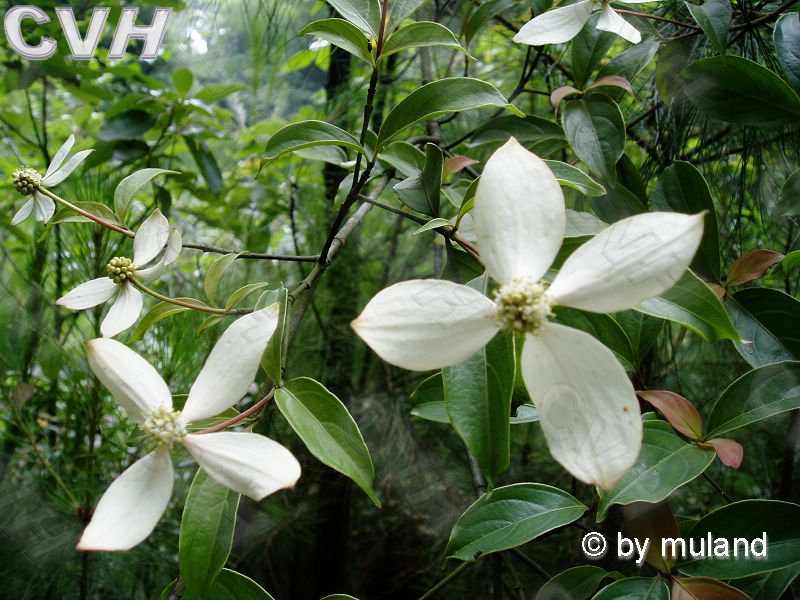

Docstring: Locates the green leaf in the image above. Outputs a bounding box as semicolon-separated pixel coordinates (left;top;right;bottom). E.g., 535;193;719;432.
592;577;669;600
262;289;288;385
651;161;722;282
275;377;379;506
737;562;800;600
554;307;634;368
681;56;800;126
597;421;715;520
443;333;514;483
129;301;192;343
725;288;800;367
615;311;665;367
572;15;615;88
376;78;523;149
445;483;586;561
464;0;519;47
775;13;800;92
387;0;428;30
208;569;275;600
685;0;732;55
442;240;484;282
680;500;800;579
779;169;800;216
656;41;691;107
377;141;425;177
468;115;564;156
561;95;625;180
381;22;470;61
413;217;451;235
184;135;224;194
204;253;239;305
47;201;122;227
179;469;240;599
325;0;382;38
597;41;660;82
299;19;373;65
393;143;443;216
705;361;800;439
195;83;245;104
98;109;157;141
113;168;177;221
410;373;448;423
225;282;270;312
544;160;606;197
410;401;450;423
172;67;194;96
537;566;608;600
262;120;367;164
635;270;739;342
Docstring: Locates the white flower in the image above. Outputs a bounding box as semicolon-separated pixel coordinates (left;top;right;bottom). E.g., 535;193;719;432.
78;306;301;551
352;138;703;489
514;0;662;46
56;209;182;338
11;134;94;225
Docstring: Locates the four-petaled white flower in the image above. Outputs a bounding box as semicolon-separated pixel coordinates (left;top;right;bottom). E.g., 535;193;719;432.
56;209;182;338
514;0;662;46
11;134;94;225
352;138;703;490
78;305;301;551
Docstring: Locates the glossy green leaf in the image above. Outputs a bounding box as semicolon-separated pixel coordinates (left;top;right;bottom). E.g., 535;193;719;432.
443;333;514;483
445;483;586;561
614;311;664;367
129;301;192;343
597;41;660;82
324;0;382;37
113;168;177;221
636;270;739;342
184;135;224;194
554;307;635;368
410;401;450;423
377;141;425;177
262;120;367;164
680;500;800;578
275;377;379;506
387;0;428;30
468;115;564;156
179;469;240;599
572;15;615;88
410;373;448;422
705;361;800;438
208;569;276;600
224;282;270;312
394;143;442;216
172;67;194;96
536;566;608;600
736;562;800;600
775;12;800;92
597;421;715;520
48;201;122;227
685;0;731;55
561;95;625;180
681;56;800;126
544;160;606;197
98;109;157;141
381;22;469;61
656;41;691;107
651;161;722;282
464;0;520;47
299;19;373;65
204;253;239;305
376;78;523;149
592;577;669;600
262;289;287;385
725;288;800;367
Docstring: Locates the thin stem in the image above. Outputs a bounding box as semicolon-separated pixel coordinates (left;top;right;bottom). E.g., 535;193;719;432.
417;562;472;600
131;279;248;315
197;389;276;434
702;473;733;503
182;242;318;262
37;187;136;237
614;9;700;30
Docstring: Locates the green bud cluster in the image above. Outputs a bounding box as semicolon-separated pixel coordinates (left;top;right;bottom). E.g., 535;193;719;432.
12;167;42;196
106;256;136;284
141;405;186;448
494;277;554;334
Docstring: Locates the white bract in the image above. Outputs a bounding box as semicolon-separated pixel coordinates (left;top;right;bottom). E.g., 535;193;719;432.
78;306;301;551
56;209;182;338
11;134;94;225
352;138;703;490
514;0;662;46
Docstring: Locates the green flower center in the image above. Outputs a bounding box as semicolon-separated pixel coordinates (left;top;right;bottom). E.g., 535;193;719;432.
141;405;186;448
106;256;136;285
13;167;42;196
494;277;554;334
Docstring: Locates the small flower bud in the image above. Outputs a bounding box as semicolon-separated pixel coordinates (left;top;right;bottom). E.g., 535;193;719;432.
12;167;43;196
106;256;136;284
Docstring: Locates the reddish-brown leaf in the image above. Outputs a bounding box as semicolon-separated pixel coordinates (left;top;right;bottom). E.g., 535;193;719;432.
443;155;478;176
623;501;680;572
702;438;744;469
671;577;752;600
637;390;704;440
550;86;581;112
727;249;785;287
585;75;634;96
